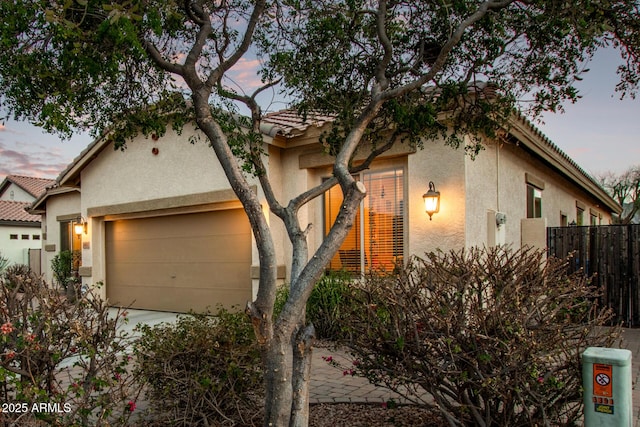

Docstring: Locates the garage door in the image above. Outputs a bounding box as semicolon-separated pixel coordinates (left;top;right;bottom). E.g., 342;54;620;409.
106;209;251;313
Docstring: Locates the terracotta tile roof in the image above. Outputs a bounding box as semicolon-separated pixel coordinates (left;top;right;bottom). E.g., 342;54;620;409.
0;200;41;223
2;175;56;198
261;107;618;214
261;110;336;137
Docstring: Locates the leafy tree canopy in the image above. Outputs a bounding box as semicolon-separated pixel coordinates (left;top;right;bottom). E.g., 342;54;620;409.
0;1;638;159
0;1;269;151
264;0;639;157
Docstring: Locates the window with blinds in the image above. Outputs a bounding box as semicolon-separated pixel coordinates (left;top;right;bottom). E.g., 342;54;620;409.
324;168;404;275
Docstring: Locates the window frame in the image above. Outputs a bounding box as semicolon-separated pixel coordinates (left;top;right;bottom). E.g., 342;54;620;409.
60;219;82;253
560;211;568;227
590;209;599;226
322;165;407;275
526;184;543;218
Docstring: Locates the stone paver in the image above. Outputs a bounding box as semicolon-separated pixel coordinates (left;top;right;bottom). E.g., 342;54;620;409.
310;345;431;405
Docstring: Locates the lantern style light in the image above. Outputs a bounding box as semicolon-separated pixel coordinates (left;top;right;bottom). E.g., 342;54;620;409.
423;181;440;221
74;217;87;236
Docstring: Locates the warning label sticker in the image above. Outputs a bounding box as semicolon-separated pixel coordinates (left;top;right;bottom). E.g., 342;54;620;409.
593;364;613;397
595;404;614;415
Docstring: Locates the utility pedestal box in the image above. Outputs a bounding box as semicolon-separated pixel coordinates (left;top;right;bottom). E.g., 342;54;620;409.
582;347;632;426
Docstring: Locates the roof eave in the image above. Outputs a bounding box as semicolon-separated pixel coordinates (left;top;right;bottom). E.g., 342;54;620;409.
507;115;622;215
0;220;41;227
57;134;112;187
28;187;80;214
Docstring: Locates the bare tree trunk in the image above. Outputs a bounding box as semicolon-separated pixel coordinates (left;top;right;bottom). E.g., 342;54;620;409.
290;324;316;427
263;330;293;426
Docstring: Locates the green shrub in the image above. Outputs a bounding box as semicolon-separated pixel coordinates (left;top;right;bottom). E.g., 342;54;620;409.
0;268;138;426
273;283;289;320
274;270;355;340
51;250;74;290
134;308;262;426
340;246;621;427
306;270;353;340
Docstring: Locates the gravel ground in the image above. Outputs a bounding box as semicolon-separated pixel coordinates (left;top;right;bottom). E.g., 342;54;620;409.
309;403;446;427
137;401;446;426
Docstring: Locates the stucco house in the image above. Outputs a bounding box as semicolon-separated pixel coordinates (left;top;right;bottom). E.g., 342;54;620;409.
0;175;55;268
29;110;620;313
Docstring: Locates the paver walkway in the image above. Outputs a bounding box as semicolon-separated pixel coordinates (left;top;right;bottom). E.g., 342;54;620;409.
309;344;429;405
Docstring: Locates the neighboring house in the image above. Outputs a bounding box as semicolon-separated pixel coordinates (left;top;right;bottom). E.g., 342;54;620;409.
0;175;55;267
29;111;621;313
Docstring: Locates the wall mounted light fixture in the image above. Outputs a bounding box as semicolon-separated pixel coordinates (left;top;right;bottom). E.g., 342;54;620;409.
74;216;87;236
423;181;440;221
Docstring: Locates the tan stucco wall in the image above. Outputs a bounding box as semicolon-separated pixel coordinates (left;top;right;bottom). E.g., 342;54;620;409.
464;140;501;248
41;191;81;283
80;125;232;209
464;138;613;251
57;119;616;292
285;137;471;268
280;137;468;263
407;139;467;257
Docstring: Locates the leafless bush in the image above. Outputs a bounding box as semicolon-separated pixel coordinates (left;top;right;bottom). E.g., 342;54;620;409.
342;246;621;427
133;309;263;426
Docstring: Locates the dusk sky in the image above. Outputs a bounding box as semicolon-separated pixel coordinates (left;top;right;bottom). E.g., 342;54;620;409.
0;47;638;184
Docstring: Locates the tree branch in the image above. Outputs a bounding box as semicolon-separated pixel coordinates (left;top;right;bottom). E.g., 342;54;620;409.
143;41;184;76
379;0;517;102
206;0;267;87
288;177;338;214
374;0;393;93
349;129;402;174
259;173;285;218
183;0;206;26
183;2;213;74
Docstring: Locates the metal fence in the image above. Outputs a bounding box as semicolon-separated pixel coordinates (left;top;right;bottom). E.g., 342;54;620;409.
547;224;640;326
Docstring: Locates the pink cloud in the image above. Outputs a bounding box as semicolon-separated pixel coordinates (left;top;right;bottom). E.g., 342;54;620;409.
0;141;68;180
225;57;265;93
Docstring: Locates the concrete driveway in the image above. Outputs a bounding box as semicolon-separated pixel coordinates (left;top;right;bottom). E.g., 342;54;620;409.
110;307;181;337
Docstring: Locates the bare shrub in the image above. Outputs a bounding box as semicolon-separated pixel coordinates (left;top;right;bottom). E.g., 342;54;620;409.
134;308;263;426
0;268;139;426
341;246;621;427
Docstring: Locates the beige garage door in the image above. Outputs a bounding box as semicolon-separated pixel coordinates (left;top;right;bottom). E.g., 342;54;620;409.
106;209;251;313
